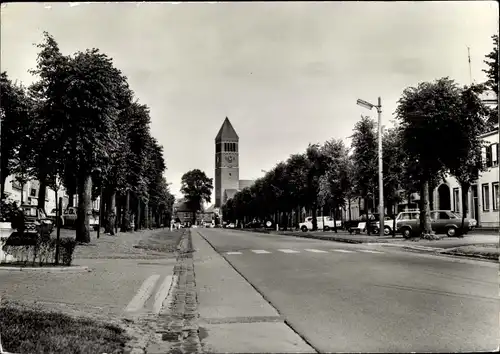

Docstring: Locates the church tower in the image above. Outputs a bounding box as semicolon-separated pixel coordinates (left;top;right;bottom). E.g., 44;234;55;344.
215;117;239;207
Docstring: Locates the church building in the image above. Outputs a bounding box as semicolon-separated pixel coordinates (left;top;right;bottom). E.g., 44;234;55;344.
214;117;255;208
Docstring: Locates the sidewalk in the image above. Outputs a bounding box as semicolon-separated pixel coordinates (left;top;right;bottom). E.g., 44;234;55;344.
192;230;315;353
0;228;184;353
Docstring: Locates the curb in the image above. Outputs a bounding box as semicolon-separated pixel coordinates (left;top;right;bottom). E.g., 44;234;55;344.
0;265;91;273
240;228;393;244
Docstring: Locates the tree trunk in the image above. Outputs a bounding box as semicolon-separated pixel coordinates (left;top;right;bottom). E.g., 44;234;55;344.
37;176;48;212
365;197;370;235
0;174;7;200
429;183;434;211
144;203;149;229
136;198;141;231
332;203;338;233
460;182;470;233
311;205;318;231
121;190;131;232
116;195;121;233
75;174;92;243
105;189;116;235
348;199;352;223
421;180;433;235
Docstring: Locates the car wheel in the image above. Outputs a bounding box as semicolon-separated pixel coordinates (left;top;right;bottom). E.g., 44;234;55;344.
446;227;457;237
324;226;330;231
402;227;411;239
301;225;308;232
384;226;391;236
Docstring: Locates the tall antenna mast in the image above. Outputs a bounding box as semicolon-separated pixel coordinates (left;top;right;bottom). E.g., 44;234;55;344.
467;45;473;85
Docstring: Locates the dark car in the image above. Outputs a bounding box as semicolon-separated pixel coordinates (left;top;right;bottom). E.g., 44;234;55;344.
21;205;54;235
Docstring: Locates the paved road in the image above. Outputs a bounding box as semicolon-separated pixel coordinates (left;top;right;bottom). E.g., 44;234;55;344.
197;228;498;353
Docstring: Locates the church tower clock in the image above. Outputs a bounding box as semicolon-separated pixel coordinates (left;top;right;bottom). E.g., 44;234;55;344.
215;117;239;207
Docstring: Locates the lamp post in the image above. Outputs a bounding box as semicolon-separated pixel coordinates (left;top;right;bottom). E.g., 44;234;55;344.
357;97;384;237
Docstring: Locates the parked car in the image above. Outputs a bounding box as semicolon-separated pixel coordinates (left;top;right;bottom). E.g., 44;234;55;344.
226;223;236;229
395;210;470;238
245;220;264;228
47;208;65;227
452;212;477;229
21;204;53;235
63;206;78;228
299;216;341;232
371;213;396;235
63;206;99;230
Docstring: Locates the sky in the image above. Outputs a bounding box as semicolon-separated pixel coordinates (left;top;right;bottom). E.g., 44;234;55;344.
1;1;498;202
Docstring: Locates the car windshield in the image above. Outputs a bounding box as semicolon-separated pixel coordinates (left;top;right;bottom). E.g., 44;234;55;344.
23;207;37;217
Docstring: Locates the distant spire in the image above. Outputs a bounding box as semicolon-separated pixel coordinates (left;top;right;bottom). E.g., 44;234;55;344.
215;117;239;142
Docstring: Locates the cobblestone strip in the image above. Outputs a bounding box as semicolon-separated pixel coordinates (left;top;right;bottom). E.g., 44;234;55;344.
149;229;203;354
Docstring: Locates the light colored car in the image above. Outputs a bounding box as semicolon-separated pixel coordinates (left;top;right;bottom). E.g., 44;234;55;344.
227;223;236;229
300;216;341;232
395;210;470;238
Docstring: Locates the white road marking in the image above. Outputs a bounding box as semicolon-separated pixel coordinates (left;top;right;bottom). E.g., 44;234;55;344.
153;275;174;315
251;250;271;254
125;274;161;313
305;249;329;253
226;251;243;255
331;249;354;253
278;249;300;253
359;249;384;254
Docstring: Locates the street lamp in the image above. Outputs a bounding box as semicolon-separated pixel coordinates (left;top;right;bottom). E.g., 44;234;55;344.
357;97;384;237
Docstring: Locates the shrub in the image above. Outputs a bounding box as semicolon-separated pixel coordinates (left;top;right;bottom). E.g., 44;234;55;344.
1;234;77;266
59;238;77;266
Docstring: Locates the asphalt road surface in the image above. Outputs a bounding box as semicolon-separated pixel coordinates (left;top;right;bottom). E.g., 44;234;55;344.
197;228;498;353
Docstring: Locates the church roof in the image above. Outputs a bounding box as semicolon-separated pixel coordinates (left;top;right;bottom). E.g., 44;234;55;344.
215;117;239;142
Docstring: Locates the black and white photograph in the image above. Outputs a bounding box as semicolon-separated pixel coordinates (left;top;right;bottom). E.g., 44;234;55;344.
0;1;498;353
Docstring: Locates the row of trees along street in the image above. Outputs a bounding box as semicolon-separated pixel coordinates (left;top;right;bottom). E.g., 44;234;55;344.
0;32;175;243
222;34;498;235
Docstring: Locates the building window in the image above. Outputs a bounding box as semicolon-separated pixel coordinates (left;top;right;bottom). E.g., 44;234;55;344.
492;143;499;167
453;188;460;213
216;143;221;153
30;188;37;197
482;183;490;211
493;182;499;211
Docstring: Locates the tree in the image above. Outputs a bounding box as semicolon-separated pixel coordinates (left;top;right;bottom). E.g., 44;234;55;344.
351;116;378;233
320;139;350;232
0;72;32;199
27;33;73;212
483;34;498;97
180;169;213;225
382;126;405;217
448;84;489;231
305;144;329;231
395;77;465;236
482;34;499;127
285;153;309;227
